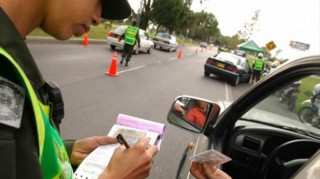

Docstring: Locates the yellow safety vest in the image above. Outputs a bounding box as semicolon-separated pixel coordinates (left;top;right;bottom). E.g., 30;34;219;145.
124;26;139;45
254;58;264;71
0;48;73;179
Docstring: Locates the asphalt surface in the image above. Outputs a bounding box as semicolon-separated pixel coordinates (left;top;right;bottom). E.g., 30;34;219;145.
26;37;252;179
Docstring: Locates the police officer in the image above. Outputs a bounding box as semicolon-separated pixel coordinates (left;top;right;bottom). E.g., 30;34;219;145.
0;0;157;178
119;20;141;66
251;53;265;83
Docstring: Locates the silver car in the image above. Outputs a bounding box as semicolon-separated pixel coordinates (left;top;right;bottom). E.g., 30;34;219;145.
152;33;179;52
107;25;154;54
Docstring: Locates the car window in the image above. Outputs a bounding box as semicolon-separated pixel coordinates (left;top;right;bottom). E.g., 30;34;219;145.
216;52;241;65
240;61;247;69
158;33;172;40
241;74;320;138
116;26;127;33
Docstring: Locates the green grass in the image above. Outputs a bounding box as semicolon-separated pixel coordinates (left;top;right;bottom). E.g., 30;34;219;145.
28;23;197;46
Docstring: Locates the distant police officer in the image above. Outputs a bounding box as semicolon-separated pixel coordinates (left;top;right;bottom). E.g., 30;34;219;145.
0;0;157;178
251;53;265;83
119;21;141;66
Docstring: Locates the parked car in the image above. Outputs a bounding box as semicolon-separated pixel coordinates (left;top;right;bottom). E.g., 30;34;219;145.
235;50;247;57
107;25;154;54
152;33;179;52
204;52;252;86
167;55;320;179
200;42;207;48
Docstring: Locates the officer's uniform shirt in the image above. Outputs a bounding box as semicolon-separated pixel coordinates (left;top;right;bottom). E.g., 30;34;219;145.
0;7;44;178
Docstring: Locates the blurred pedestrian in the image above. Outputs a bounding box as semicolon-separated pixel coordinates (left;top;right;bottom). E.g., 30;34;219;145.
119;20;140;66
251;53;265;83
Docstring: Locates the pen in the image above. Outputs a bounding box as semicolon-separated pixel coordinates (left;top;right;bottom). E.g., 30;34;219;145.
116;134;130;148
154;134;161;145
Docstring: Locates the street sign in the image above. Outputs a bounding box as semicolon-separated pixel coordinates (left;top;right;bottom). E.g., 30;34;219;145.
290;40;310;51
266;41;277;51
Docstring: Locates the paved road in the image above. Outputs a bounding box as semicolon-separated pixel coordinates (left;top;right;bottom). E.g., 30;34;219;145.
27;38;251;179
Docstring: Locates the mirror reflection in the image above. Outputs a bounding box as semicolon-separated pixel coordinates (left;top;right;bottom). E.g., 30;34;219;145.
167;96;220;133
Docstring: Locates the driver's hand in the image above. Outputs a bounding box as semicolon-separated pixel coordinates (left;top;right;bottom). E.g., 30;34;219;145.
190;162;232;179
174;103;185;116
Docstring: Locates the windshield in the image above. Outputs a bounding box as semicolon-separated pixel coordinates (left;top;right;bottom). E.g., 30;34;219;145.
157;33;172;40
242;75;320;138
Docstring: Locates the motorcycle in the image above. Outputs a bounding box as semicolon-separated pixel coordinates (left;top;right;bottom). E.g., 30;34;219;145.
279;81;301;111
298;95;320;128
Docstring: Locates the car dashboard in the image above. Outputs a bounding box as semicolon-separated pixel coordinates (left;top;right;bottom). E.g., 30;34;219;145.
221;120;318;179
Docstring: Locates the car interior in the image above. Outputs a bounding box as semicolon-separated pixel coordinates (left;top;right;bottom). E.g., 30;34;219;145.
168;68;320;179
213;73;320;179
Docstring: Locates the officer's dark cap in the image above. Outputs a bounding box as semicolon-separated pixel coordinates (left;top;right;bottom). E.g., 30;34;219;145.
101;0;132;20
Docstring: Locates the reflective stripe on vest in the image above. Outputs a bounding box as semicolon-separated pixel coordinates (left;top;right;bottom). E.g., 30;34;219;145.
124;26;139;45
254;58;264;70
0;48;73;179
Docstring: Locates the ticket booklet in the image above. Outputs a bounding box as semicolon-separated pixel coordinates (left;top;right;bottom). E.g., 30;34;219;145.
73;113;166;179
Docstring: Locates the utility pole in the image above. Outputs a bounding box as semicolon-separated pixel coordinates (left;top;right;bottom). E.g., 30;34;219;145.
185;29;189;43
137;0;144;27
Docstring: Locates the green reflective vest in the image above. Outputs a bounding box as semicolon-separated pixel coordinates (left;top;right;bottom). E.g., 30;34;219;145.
124;26;139;45
254;58;264;71
0;48;73;179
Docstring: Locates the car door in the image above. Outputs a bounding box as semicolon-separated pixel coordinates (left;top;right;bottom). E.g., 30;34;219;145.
206;56;320;179
139;31;147;52
240;60;252;81
170;56;320;179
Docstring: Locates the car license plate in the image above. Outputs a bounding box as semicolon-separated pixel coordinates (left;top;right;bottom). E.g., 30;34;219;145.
217;63;225;68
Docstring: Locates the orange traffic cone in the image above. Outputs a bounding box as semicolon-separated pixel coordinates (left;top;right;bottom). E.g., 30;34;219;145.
177;49;182;59
105;51;119;77
82;33;88;46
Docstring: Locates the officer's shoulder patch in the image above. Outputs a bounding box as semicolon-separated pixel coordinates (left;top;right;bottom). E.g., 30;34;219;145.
0;76;25;128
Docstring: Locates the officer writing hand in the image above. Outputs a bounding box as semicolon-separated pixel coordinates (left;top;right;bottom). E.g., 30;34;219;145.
99;137;158;179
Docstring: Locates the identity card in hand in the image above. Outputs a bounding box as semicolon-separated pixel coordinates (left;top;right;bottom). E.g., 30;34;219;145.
189;149;231;166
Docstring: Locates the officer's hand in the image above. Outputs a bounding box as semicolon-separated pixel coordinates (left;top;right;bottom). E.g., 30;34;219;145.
99;137;158;179
70;136;117;165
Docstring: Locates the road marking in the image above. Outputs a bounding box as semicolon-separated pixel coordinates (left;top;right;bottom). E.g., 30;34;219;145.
168;57;176;61
225;83;230;102
118;65;146;74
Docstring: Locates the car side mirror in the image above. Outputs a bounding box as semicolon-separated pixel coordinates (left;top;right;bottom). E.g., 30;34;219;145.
167;95;220;133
